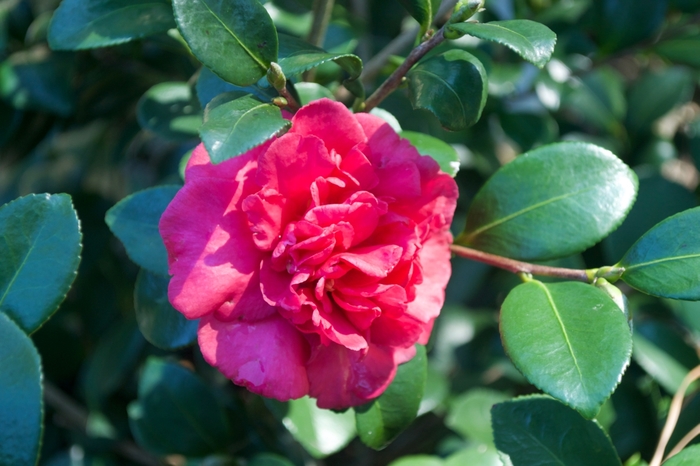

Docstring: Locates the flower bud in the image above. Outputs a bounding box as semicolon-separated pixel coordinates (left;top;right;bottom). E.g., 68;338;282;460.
266;62;286;91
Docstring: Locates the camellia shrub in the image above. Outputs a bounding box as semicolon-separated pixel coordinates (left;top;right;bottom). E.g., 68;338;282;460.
3;0;700;465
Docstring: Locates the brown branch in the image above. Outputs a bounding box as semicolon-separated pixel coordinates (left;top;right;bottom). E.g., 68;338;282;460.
44;382;162;466
650;365;700;466
450;244;592;282
363;27;447;112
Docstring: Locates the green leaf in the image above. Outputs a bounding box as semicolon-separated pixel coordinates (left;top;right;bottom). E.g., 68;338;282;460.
282;396;356;458
619;207;700;300
82;319;145;408
626;67;693;134
295;82;335;105
602;174;696;264
277;34;363;96
397;0;435;34
446;389;509;445
128;357;232;456
656;36;700;69
137;82;202;141
444;446;502;466
448;20;556;68
560;67;626;136
632;332;691;394
0;50;75;116
664;444;700;465
105;185;180;276
0;193;81;334
400;130;459;176
200;93;291;164
48;0;175;50
0;312;42;466
355;345;427;449
592;0;666;52
134;269;197;350
461;142;638;261
279;35;362;80
500;281;632;419
196;66;276;107
388;455;443;466
492;396;622;466
172;0;277;86
406;50;487;131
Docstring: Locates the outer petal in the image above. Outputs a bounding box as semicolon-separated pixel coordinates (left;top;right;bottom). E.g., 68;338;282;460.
198;315;310;401
256;133;335;206
405;228;453;325
290;99;366;155
354;113;421;167
160;150;269;321
307;342;398;409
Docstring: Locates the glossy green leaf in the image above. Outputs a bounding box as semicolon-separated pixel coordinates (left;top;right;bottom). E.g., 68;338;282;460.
356;345;427;449
632;332;690;394
172;0;277;86
560;67;626;136
492;396;621;466
655;35;700;68
196;66;277;107
592;0;666;52
278;46;362;80
277;34;363;95
397;0;437;33
448;20;556;68
664;444;700;465
461;142;638;261
0;193;81;334
444;446;502;466
626;67;693;134
48;0;175;50
500;281;632;418
0;50;75;116
134;269;197;350
282;396;356;458
105;185;180;276
446;389;509;445
129;357;231;456
400;130;459;176
0;312;42;466
200;93;291;164
137;82;202;141
406;50;487;131
602;174;696;264
388;455;443;466
620;207;700;300
82;319;145;408
295;82;335;105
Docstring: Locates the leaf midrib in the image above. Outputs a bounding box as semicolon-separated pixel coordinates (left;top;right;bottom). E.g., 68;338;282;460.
624;252;700;272
0;221;46;311
410;69;466;121
536;281;585;389
465;186;595;242
195;0;268;71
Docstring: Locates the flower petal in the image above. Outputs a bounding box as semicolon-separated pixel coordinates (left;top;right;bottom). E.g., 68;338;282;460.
160;151;269;321
290;99;366;155
198;315;310;401
307;342;398;409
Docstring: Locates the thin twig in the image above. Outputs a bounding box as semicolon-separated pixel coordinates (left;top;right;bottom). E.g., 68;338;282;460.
665;422;700;460
360;0;458;84
364;27;447;112
44;382;162;466
650;365;700;466
450;244;591;282
307;0;335;47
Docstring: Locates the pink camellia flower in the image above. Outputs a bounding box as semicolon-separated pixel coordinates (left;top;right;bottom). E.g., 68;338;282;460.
159;98;458;409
